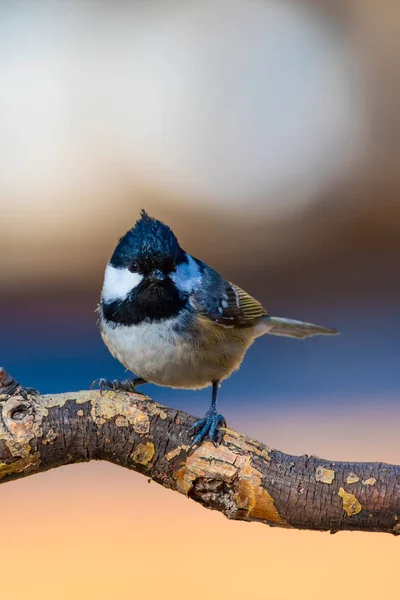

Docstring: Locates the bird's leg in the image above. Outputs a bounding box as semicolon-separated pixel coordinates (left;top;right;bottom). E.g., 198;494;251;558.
190;380;226;447
91;377;147;396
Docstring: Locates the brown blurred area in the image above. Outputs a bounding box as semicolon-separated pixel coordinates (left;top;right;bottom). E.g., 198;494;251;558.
0;0;399;311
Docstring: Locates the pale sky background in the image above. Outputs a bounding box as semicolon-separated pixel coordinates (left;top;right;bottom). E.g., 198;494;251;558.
0;0;373;290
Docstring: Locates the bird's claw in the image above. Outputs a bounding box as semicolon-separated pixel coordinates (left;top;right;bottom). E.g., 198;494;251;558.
115;379;146;395
91;378;112;395
190;411;226;447
91;378;145;396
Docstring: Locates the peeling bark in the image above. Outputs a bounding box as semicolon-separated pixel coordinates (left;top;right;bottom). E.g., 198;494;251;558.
1;367;400;535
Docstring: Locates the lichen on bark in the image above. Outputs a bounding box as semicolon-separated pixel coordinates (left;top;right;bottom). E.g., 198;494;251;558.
1;367;400;535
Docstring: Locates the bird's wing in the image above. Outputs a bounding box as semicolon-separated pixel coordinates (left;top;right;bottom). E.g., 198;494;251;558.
191;259;268;327
230;283;269;322
211;282;268;326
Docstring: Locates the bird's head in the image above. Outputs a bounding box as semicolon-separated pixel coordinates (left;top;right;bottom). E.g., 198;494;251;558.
101;210;202;324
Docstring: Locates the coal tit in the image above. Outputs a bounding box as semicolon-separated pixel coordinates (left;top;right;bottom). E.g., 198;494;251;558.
94;210;338;446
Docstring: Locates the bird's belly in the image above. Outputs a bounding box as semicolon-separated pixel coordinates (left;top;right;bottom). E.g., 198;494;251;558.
100;318;253;389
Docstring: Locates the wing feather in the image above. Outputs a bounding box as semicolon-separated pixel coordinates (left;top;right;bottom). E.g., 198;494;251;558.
190;258;267;328
211;282;268;327
232;284;268;321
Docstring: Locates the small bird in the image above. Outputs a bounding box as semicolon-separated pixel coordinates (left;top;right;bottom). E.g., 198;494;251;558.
94;210;338;446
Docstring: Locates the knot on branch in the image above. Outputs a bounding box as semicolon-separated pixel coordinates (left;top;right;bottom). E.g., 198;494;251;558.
0;368;45;479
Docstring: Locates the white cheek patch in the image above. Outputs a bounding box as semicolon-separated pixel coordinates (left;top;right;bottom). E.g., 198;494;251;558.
171;254;201;293
101;264;143;302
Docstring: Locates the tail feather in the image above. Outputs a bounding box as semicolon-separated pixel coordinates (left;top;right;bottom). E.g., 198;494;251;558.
257;316;339;339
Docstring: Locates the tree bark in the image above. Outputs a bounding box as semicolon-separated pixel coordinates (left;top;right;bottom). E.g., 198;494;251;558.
1;367;399;535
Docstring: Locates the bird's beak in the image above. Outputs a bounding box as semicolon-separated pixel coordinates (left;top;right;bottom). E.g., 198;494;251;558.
149;269;165;282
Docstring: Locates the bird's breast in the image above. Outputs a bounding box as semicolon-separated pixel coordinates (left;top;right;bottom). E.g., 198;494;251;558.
99;313;254;389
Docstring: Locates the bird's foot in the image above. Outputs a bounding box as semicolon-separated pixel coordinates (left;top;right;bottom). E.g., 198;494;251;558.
91;378;146;396
190;409;226;447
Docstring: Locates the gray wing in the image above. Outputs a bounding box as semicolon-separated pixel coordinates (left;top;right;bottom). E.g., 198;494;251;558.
191;258;268;327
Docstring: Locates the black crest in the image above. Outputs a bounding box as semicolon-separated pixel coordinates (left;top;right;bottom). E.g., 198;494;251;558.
110;210;184;269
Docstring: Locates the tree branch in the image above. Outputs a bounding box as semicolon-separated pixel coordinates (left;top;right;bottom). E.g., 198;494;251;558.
1;367;399;535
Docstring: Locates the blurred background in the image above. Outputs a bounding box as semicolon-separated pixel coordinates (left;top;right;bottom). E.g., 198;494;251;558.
1;1;399;598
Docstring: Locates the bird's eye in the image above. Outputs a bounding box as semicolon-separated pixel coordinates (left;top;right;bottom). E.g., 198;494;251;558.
129;261;139;273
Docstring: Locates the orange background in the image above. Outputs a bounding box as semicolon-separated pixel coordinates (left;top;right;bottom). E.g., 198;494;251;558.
1;405;400;600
